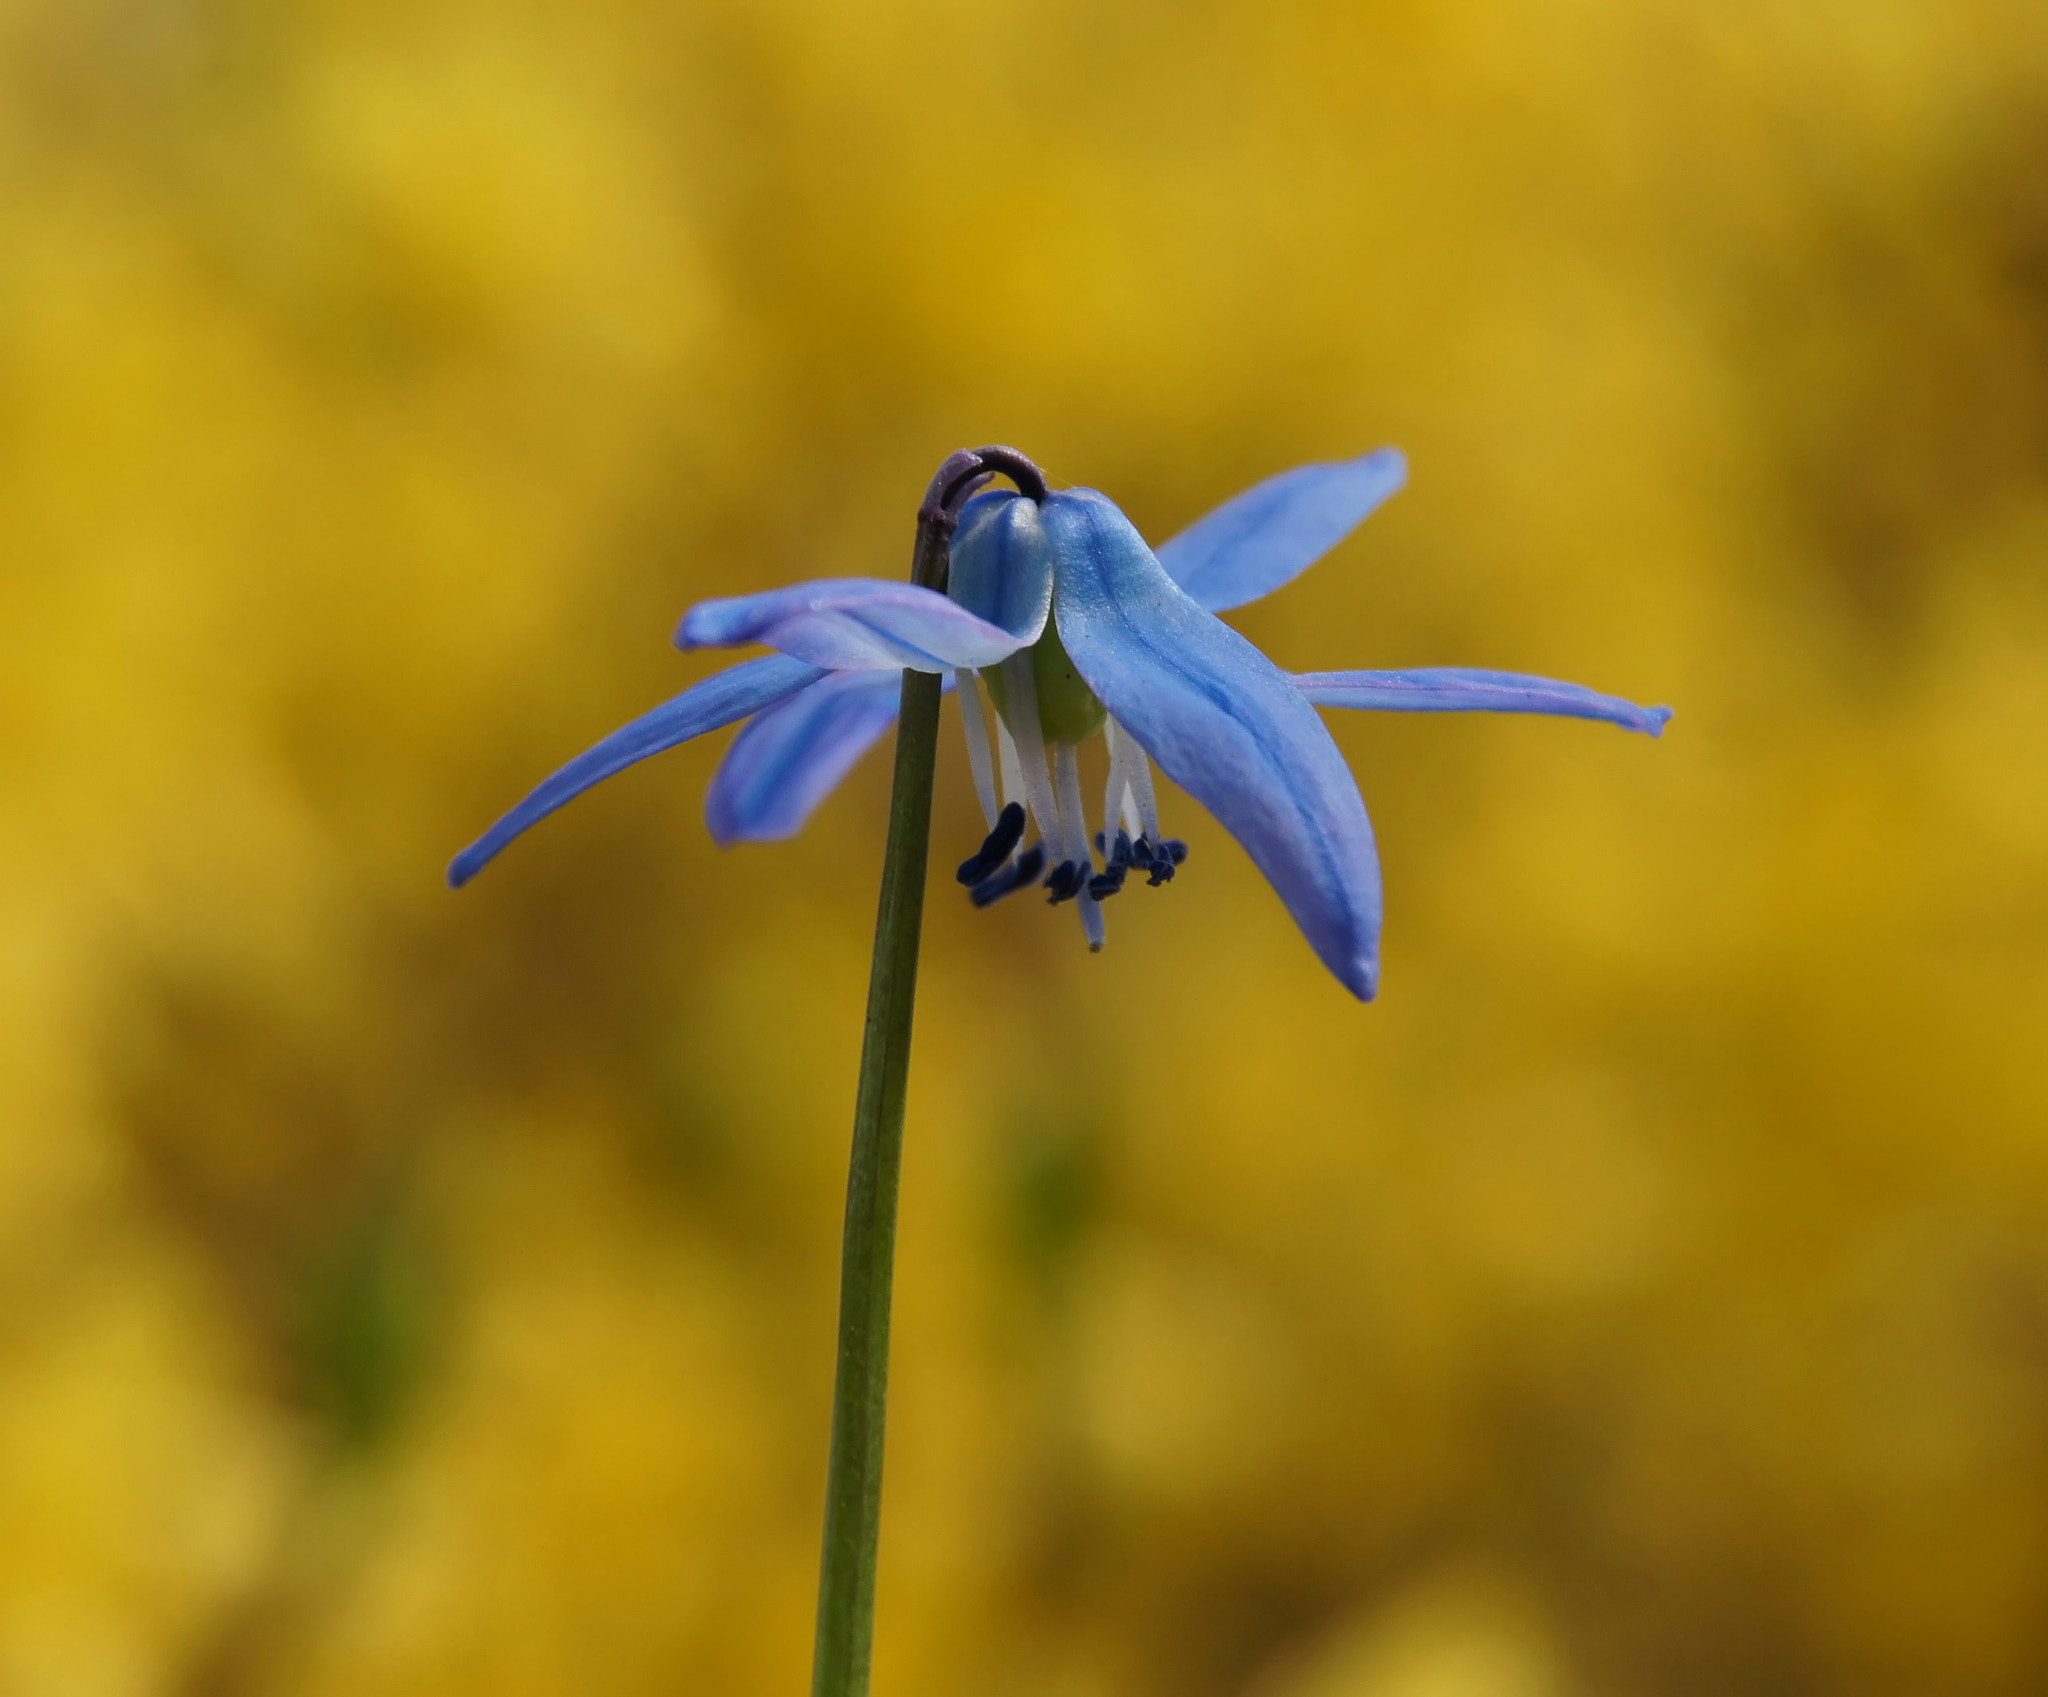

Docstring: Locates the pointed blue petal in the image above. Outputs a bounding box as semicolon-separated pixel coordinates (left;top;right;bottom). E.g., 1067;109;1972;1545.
1045;489;1383;1000
676;577;1027;671
1296;668;1673;736
448;655;823;887
947;490;1055;640
1155;449;1408;613
706;669;955;844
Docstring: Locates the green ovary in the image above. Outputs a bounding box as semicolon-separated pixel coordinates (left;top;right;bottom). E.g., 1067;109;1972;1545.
982;621;1108;745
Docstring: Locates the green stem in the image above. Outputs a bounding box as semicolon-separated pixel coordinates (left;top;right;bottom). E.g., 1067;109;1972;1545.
809;514;951;1697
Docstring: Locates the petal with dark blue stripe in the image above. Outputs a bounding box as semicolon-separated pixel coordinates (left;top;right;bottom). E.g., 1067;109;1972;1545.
1155;449;1407;613
676;577;1026;671
706;669;953;844
1295;668;1672;735
947;489;1055;641
448;655;822;887
1045;489;1384;1000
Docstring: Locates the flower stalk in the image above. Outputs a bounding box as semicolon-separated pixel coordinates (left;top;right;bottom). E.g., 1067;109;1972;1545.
808;451;994;1697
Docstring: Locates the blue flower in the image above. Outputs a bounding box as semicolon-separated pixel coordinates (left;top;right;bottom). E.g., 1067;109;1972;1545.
450;450;1670;1000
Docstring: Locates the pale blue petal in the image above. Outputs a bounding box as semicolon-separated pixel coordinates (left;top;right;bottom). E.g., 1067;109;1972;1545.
1296;668;1673;736
706;669;954;844
1155;449;1407;613
676;577;1027;671
1044;489;1383;1000
947;490;1055;640
448;655;822;887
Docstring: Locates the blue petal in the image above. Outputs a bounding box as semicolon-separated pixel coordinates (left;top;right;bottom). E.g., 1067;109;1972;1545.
706;669;954;844
676;577;1028;671
1296;668;1673;736
1044;489;1383;1000
448;655;823;887
947;490;1055;640
1154;449;1407;613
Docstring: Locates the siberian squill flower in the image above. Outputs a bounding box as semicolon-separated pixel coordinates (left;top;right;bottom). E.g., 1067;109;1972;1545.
450;449;1670;999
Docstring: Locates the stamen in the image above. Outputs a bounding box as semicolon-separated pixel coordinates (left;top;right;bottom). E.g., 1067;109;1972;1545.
994;713;1027;815
1101;720;1179;889
955;668;1000;828
1053;741;1105;951
999;654;1064;842
1113;718;1164;847
1103;718;1147;844
1043;860;1087;902
1088;830;1134;899
969;842;1047;907
1139;838;1189;886
956;802;1026;885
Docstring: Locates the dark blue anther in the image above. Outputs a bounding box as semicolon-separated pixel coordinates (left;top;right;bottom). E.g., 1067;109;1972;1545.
1087;830;1134;900
1131;835;1188;886
969;842;1047;908
956;801;1027;885
1043;859;1089;904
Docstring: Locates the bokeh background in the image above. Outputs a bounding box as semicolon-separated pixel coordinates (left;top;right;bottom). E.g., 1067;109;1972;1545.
4;0;2047;1692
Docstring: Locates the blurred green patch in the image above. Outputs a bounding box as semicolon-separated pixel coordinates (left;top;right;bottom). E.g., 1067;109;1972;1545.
297;1193;435;1454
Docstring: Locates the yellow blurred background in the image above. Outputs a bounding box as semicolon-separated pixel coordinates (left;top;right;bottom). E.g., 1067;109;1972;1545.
4;0;2047;1692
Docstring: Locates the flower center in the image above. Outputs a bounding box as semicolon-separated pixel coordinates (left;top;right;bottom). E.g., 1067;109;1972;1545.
950;683;1188;956
979;623;1107;745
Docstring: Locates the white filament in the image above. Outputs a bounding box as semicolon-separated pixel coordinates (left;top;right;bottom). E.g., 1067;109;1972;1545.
999;654;1063;843
1102;718;1140;841
954;668;999;829
1103;720;1128;838
994;714;1027;813
1107;716;1162;845
1053;741;1106;952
